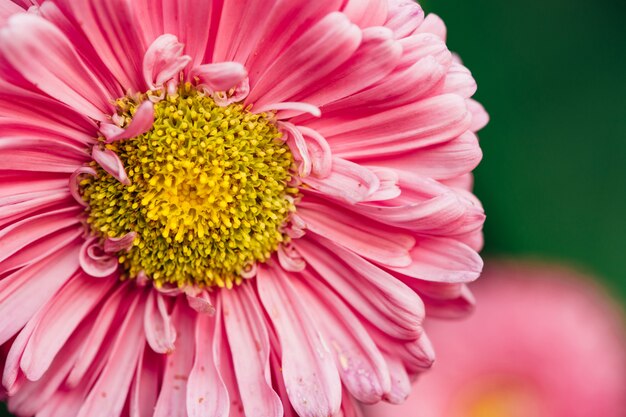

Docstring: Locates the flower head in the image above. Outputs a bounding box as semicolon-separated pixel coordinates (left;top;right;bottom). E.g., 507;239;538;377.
0;0;486;416
362;261;626;417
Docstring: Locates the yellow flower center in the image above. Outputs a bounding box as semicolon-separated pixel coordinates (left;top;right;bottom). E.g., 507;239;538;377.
81;83;297;288
456;378;546;417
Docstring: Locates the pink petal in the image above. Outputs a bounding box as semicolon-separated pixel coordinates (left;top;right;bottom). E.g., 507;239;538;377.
0;206;80;264
103;231;137;253
67;283;129;387
245;0;344;84
0;243;80;345
294;278;391;404
367;325;434;374
79;237;119;278
143;34;191;89
384;0;425;38
20;273;116;381
290;26;402;108
312;55;446;118
297;200;414;268
68;0;146;92
296;126;332;178
277;244;306;272
0;191;73;229
254;101;321;120
35;1;124;100
164;0;214;66
365;131;482;180
212;77;250;106
0;87;97;142
303;158;380;204
342;0;389;28
69;167;97;206
187;303;229;417
143;291;176;354
0;14;113;120
314;94;472;159
0;1;23;25
153;299;195;417
0;156;78;176
257;265;342;417
380;354;411;404
215;326;246;417
416;13;447;40
347;190;468;233
468;98;490;132
420;284;476;319
442;63;477;98
8;320;91;416
103;101;154;143
247;12;362;109
364;167;401;201
3;298;49;393
190;61;248;92
0;227;82;276
186;290;216;315
280;121;311;177
212;0;281;64
388;236;483;284
76;292;146;417
34;380;91;417
92;147;130;185
130;344;160;417
222;285;283;417
296;237;424;340
0;173;67;199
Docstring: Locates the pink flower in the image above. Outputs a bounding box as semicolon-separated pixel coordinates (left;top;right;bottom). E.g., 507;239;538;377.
363;260;626;417
0;1;486;416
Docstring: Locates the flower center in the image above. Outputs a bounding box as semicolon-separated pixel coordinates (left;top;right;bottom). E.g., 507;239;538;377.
455;378;547;417
81;83;297;288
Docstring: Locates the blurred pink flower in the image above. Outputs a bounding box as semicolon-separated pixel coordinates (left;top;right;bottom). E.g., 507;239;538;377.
363;260;626;417
0;0;486;416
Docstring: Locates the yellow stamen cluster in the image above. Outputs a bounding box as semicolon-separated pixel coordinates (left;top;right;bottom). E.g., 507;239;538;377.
81;83;297;288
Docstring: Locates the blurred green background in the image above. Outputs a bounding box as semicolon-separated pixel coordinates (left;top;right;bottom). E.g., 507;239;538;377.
1;0;625;415
420;0;626;301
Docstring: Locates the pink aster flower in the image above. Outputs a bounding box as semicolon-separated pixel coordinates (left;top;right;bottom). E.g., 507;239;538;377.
0;0;486;416
363;260;626;417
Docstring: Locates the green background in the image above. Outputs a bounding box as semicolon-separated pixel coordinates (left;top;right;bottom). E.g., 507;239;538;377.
420;0;626;300
2;0;625;415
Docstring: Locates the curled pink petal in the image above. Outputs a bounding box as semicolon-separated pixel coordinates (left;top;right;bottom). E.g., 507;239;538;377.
254;102;322;119
99;122;124;140
143;34;192;89
303;158;380;204
190;61;247;93
277;244;306;272
280;121;311;177
144;291;176;354
155;284;184;297
297;126;332;178
79;237;118;278
69;166;97;207
104;100;154;143
92;146;130;185
212;77;250;106
364;167;401;201
103;231;137;253
283;213;307;239
240;262;258;279
136;270;149;287
186;290;216;315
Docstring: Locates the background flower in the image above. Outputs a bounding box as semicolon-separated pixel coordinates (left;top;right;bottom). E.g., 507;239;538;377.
362;260;626;417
